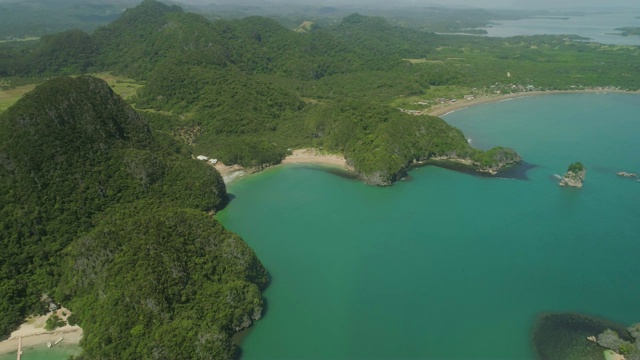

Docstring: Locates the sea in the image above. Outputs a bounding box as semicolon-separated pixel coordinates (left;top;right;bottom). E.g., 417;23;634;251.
217;93;640;359
478;12;640;46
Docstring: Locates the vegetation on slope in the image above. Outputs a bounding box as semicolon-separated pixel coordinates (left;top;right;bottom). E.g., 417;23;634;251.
0;0;136;39
0;76;267;359
5;0;639;185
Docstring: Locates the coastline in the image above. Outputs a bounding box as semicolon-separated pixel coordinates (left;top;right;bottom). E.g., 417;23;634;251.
280;148;352;170
212;89;640;185
0;309;83;357
214;148;353;185
427;89;640;117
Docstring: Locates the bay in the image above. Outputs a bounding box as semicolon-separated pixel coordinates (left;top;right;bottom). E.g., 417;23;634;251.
217;93;640;359
479;12;640;45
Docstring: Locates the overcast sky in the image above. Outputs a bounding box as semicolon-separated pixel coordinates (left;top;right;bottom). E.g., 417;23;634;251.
179;0;640;10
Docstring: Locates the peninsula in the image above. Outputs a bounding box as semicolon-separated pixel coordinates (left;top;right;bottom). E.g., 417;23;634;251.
2;0;640;358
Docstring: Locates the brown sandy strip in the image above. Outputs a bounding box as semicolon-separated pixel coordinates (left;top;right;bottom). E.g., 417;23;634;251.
428;89;640;117
281;148;352;171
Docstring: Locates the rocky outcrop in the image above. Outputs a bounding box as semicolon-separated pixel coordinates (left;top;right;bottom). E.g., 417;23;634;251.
359;170;395;186
430;148;522;176
560;162;587;188
597;329;628;352
617;171;638;178
595;327;640;360
532;313;635;360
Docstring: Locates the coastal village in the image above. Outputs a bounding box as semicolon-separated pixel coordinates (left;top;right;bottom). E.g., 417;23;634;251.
398;82;625;116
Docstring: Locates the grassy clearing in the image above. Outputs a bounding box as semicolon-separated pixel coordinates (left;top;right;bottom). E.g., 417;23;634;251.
403;58;444;64
92;72;144;100
0;84;37;113
0;37;39;43
390;86;474;109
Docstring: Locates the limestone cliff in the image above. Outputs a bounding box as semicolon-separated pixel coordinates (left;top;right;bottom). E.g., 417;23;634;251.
560;162;586;188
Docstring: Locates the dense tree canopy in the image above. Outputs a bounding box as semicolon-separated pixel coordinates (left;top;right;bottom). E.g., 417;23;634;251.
3;0;639;184
0;76;266;359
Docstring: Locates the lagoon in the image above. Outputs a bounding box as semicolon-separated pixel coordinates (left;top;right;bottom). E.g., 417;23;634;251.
479;12;640;45
218;93;640;359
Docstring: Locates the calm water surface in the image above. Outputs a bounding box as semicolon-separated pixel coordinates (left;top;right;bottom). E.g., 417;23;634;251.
0;344;80;360
479;12;640;45
218;93;640;359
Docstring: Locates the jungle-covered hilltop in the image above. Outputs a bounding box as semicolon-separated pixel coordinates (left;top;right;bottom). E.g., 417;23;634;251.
0;76;268;359
0;0;533;185
3;1;640;183
2;0;640;358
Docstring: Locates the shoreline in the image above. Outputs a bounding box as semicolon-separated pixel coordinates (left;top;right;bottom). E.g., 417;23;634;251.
213;89;640;185
214;148;353;185
0;309;83;357
427;89;640;117
280;148;352;170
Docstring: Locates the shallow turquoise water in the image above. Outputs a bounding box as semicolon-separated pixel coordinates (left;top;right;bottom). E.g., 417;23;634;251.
0;344;80;360
218;93;640;359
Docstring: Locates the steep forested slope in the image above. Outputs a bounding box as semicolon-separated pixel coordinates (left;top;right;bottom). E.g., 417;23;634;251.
0;76;267;359
0;0;530;184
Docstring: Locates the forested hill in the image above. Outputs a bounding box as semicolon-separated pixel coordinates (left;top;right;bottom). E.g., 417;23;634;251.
0;76;268;359
11;0;639;183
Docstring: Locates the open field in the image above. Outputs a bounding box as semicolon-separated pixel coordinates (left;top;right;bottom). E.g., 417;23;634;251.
0;84;37;113
0;73;143;114
0;37;39;43
92;72;144;101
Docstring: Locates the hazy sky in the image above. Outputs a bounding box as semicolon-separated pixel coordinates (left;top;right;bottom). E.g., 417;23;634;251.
179;0;640;9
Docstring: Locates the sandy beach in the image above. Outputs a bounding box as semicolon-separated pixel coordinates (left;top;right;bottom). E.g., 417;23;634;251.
213;148;352;184
214;161;247;184
211;89;640;185
281;148;352;170
427;89;640;117
0;309;83;357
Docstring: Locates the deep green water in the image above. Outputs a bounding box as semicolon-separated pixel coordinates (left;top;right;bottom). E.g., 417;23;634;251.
218;93;640;359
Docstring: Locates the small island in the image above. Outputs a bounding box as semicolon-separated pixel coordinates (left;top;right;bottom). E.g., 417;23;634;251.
617;171;638;178
560;162;586;188
614;27;640;37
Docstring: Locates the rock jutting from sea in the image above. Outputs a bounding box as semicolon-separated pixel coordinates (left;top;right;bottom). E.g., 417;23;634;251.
616;171;638;178
532;313;638;360
560;162;587;188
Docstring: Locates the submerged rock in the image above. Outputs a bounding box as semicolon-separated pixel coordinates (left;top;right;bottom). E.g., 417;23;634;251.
560;162;587;188
597;326;640;360
597;329;628;352
532;313;633;360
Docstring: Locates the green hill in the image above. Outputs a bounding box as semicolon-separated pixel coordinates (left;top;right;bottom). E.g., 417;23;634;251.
0;76;267;359
0;0;525;185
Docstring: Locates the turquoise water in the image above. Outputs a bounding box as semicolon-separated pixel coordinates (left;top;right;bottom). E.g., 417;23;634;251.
0;344;80;360
479;12;640;45
217;93;640;359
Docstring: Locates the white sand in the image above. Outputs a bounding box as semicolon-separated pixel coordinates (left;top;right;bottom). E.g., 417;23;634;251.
212;148;353;184
604;349;626;360
214;161;247;184
428;89;640;117
281;148;352;170
0;308;83;356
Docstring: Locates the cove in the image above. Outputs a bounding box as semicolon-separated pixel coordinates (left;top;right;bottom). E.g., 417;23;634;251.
217;93;640;359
